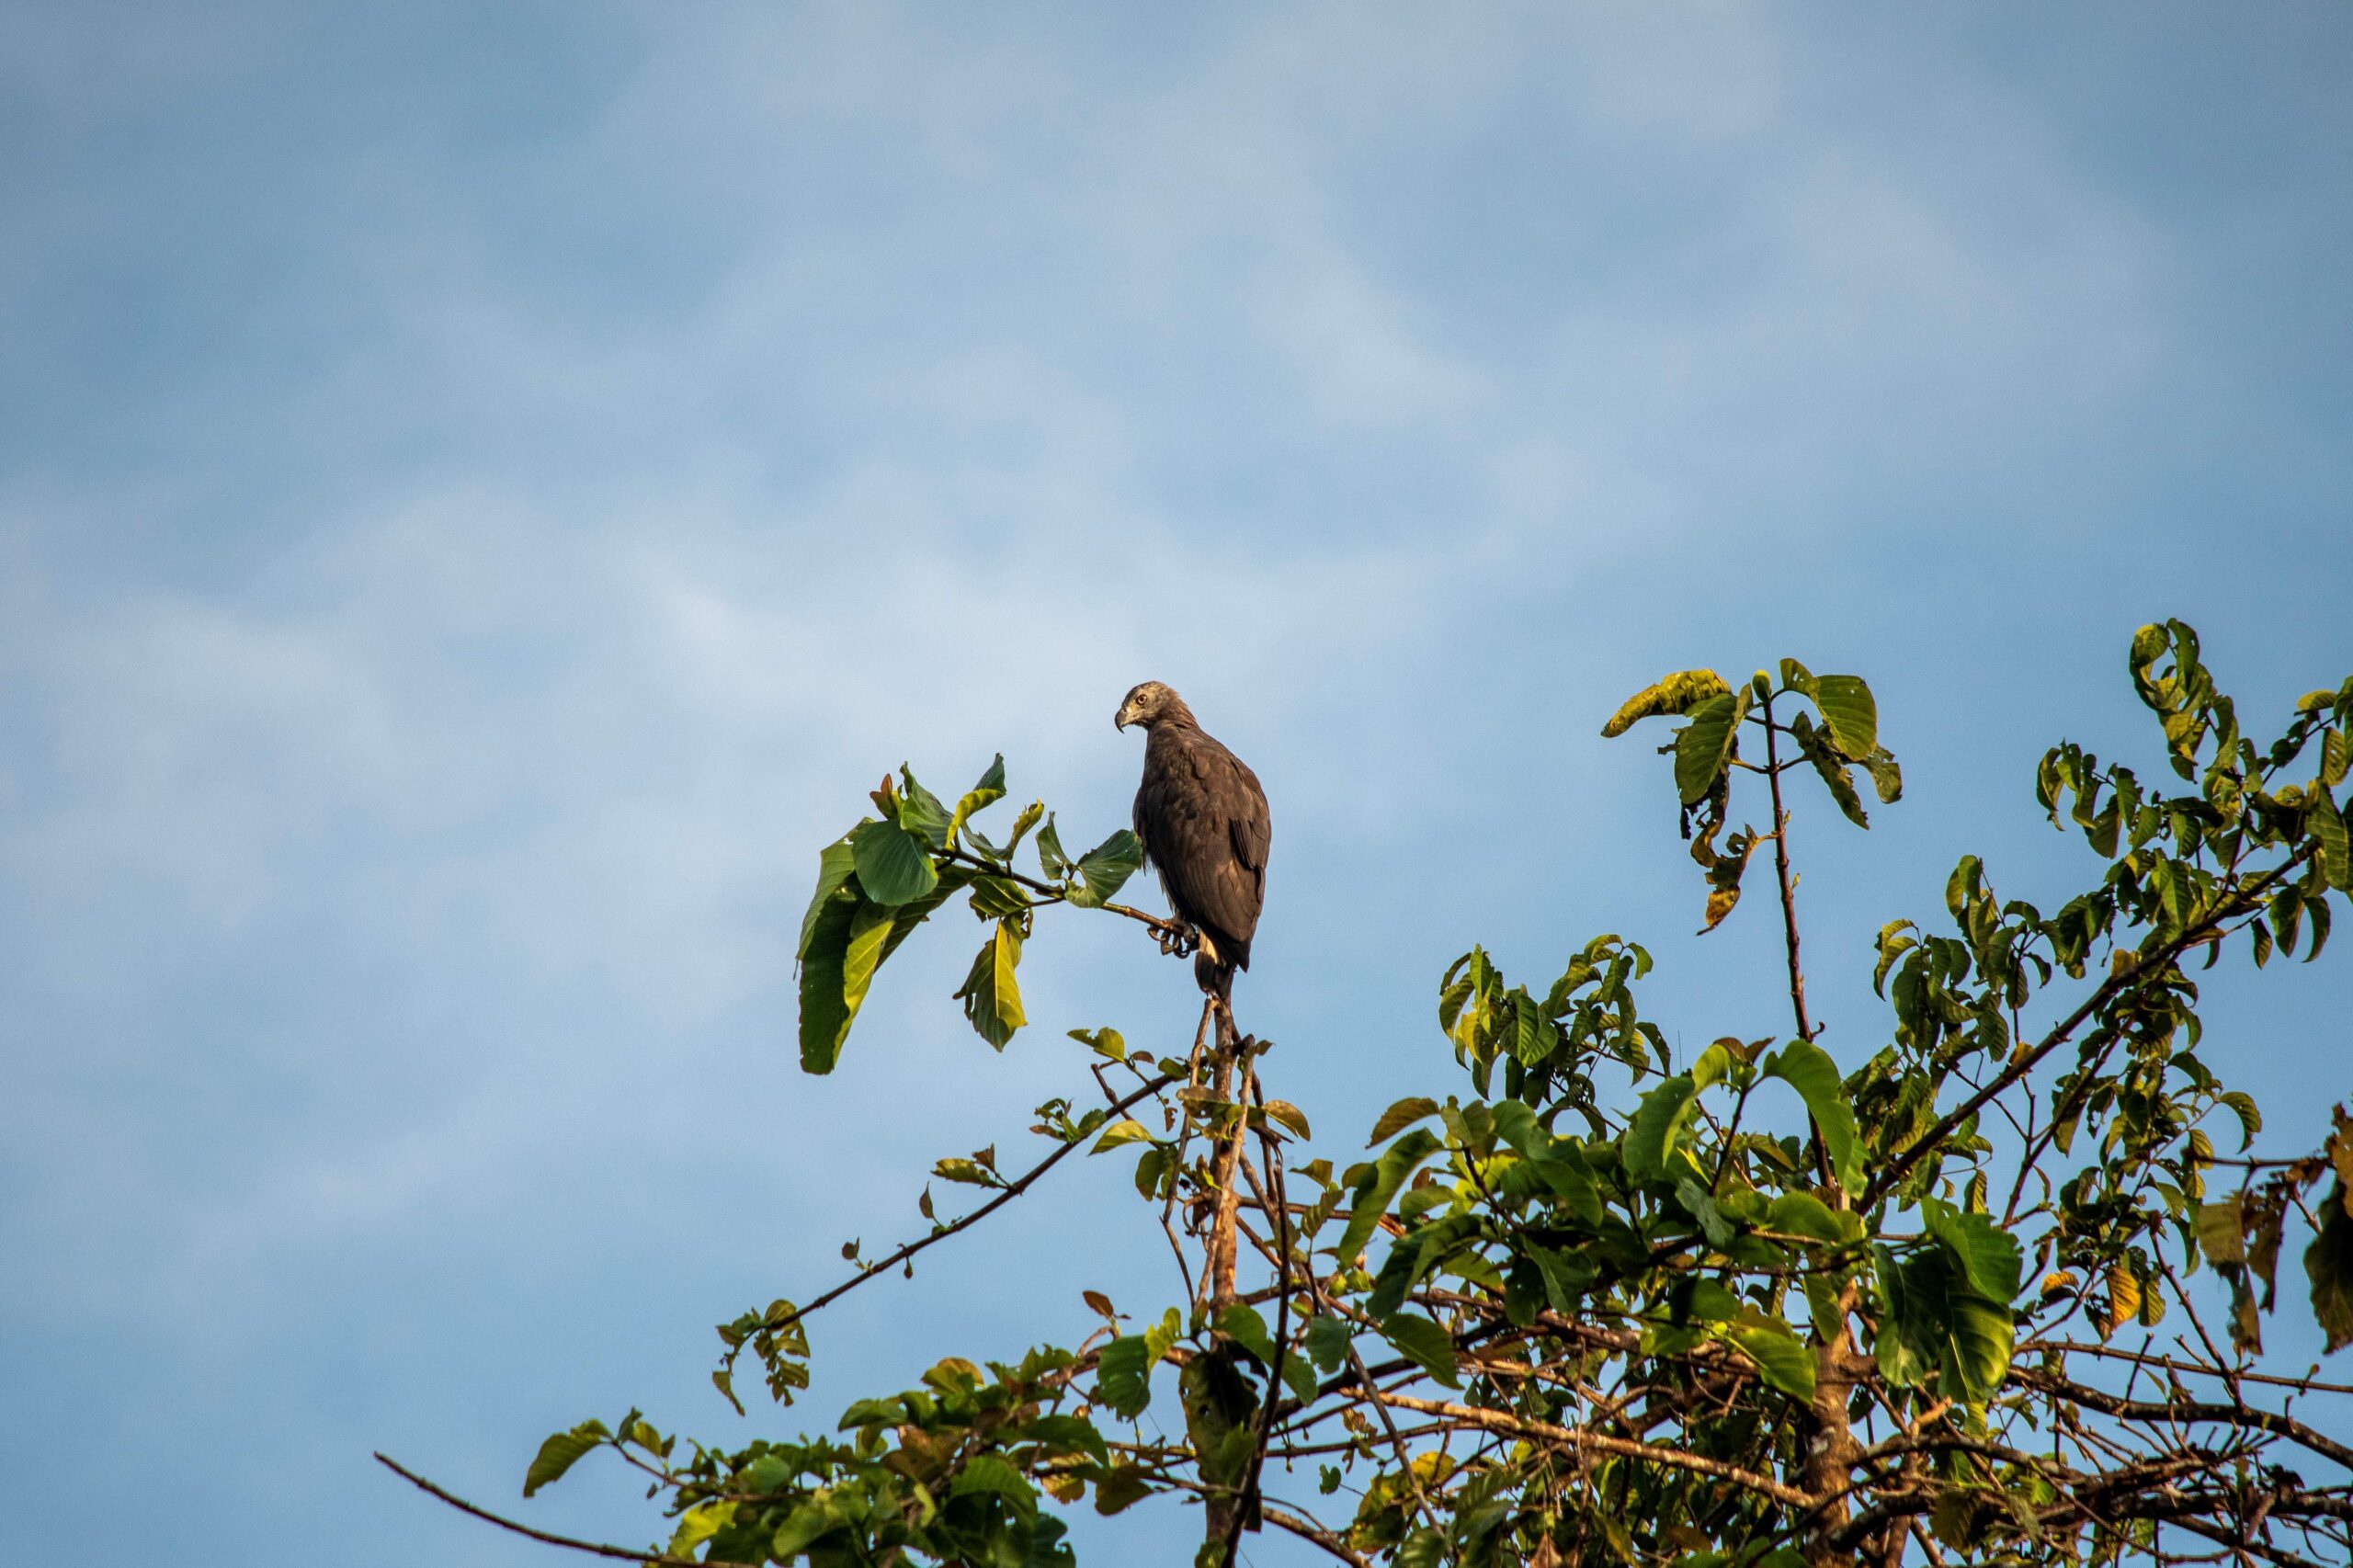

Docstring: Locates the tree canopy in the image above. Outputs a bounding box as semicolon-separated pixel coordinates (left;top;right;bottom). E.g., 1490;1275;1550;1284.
387;621;2353;1568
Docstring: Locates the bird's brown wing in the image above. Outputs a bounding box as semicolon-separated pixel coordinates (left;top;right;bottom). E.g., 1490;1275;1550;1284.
1135;729;1270;969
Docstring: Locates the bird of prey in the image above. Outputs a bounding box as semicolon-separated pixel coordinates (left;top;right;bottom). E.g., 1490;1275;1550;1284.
1115;682;1271;1002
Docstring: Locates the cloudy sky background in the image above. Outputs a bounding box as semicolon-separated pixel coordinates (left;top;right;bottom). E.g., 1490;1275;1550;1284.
4;4;2350;1562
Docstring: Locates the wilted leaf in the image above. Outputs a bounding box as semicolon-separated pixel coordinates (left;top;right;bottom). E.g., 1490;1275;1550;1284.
2308;1181;2353;1354
950;919;1028;1048
1601;669;1732;737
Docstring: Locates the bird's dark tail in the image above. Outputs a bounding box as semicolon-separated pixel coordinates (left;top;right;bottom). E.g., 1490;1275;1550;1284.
1192;929;1248;1001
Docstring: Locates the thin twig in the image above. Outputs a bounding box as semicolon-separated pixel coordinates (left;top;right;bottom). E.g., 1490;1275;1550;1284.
375;1452;754;1568
769;1070;1175;1335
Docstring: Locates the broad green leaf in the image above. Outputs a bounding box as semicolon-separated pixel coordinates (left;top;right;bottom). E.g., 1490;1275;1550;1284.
797;840;858;961
1217;1302;1276;1364
1922;1198;2024;1303
1872;1245;1932;1389
1600;669;1731;737
1764;1040;1862;1195
1091;1119;1155;1153
1722;1322;1816;1400
798;891;859;1074
1304;1315;1353;1373
1883;1247;2013;1400
1096;1335;1154;1417
523;1420;608;1497
1379;1312;1461;1389
1674;692;1746;806
951;1453;1035;1508
1624;1074;1699;1181
1336;1128;1444;1264
1767;1191;1859;1245
849;819;938;905
1262;1099;1312;1140
2312;788;2352;893
951;920;1028;1048
1068;829;1145;908
770;1497;847;1557
1811;675;1879;761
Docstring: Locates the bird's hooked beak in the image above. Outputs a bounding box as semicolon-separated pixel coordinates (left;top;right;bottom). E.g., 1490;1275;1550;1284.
1114;700;1139;733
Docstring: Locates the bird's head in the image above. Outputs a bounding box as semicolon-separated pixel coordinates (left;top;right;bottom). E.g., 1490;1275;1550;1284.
1115;681;1193;733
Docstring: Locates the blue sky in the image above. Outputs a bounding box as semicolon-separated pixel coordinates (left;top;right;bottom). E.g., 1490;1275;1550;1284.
3;5;2350;1563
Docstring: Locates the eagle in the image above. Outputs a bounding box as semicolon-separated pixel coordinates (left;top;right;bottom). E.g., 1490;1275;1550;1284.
1115;682;1271;1002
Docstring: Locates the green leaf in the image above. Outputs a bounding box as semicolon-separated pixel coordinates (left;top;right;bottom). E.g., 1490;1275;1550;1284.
1091;1119;1155;1153
1722;1322;1816;1400
1379;1312;1461;1389
968;874;1029;919
1764;1040;1862;1195
1035;812;1070;878
1217;1302;1277;1364
1068;829;1144;908
797;890;859;1074
1921;1198;2024;1303
797;840;859;961
894;767;954;848
1791;710;1869;828
1882;1246;2014;1401
952;1453;1036;1509
1490;1100;1604;1221
949;754;1007;846
1304;1315;1353;1373
1624;1074;1699;1181
1368;1096;1440;1146
1336;1128;1444;1264
1262;1099;1312;1140
1767;1191;1859;1245
1674;692;1747;806
1863;747;1904;804
523;1420;608;1497
849;819;939;905
1811;674;1879;761
2312;788;2352;893
951;919;1028;1049
1096;1336;1154;1417
1600;669;1732;737
2219;1091;2263;1151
